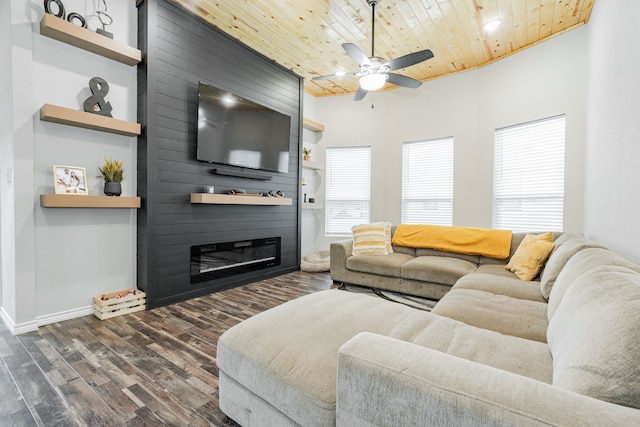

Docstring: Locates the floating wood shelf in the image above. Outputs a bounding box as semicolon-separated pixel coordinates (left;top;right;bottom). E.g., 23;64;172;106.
303;118;325;132
40;194;141;208
303;160;324;170
191;193;292;206
40;104;142;136
40;14;142;66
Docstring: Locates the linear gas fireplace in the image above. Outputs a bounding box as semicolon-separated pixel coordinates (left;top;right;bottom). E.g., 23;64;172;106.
190;237;281;284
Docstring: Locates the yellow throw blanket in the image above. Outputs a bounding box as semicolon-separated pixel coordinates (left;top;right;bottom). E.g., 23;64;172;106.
392;224;513;259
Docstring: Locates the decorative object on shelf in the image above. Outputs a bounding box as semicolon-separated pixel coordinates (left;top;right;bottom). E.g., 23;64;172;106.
53;165;88;195
204;185;215;194
303;147;311;161
44;0;87;28
268;191;284;198
44;0;66;18
66;12;87;28
309;198;315;203
83;77;113;117
98;156;123;196
96;0;114;39
301;178;307;186
227;189;246;195
304;193;307;202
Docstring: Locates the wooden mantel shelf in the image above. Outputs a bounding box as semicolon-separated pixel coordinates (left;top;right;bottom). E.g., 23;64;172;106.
40;194;141;208
40;104;142;136
191;193;293;206
40;14;142;66
303;118;324;132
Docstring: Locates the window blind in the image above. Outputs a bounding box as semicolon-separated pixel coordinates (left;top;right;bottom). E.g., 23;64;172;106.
325;146;371;236
402;137;454;225
493;115;566;232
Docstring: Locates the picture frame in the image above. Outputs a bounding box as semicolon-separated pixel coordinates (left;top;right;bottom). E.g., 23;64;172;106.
53;165;88;195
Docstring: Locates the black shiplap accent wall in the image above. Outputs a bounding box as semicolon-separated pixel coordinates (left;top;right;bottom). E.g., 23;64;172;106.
137;0;302;308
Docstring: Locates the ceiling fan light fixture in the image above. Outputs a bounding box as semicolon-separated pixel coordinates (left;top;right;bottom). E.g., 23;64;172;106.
360;73;387;91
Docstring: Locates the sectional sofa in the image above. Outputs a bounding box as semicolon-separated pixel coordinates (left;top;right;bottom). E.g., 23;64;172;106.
216;227;640;426
329;226;559;300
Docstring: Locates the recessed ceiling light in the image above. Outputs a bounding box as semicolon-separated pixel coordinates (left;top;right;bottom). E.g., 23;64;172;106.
483;19;501;32
335;70;346;77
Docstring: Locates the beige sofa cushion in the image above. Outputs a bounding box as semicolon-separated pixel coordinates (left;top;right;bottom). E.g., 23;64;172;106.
475;264;523;279
218;289;553;425
415;247;480;264
547;265;640;409
547;247;640;321
401;256;477;286
539;233;606;300
432;288;548;342
453;273;546;302
346;252;413;278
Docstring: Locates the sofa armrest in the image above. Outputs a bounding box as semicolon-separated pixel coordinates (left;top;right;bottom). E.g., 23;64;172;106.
330;239;353;282
337;332;640;427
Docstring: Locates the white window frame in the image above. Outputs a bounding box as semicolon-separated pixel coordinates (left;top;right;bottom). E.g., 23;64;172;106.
492;115;566;232
402;137;454;225
324;146;371;236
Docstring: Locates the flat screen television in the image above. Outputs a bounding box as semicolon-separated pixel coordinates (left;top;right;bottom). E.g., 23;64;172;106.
196;81;292;174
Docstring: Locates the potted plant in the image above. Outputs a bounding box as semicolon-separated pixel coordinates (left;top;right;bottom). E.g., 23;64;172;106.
99;156;124;196
303;147;311;161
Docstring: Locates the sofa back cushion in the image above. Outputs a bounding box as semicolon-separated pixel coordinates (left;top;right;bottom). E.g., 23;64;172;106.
478;232;561;266
547;264;640;409
547;247;640;321
414;247;479;264
539;233;606;300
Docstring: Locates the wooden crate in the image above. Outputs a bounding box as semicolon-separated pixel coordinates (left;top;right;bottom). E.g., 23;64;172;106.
93;289;146;320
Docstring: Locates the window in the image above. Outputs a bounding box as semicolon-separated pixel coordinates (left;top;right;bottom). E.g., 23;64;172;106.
402;137;454;225
492;115;566;232
325;146;371;235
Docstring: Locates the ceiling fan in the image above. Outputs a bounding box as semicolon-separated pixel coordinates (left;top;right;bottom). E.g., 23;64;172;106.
312;0;434;101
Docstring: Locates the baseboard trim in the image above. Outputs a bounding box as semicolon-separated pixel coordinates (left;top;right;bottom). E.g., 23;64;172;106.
0;307;38;335
0;305;94;335
37;305;94;328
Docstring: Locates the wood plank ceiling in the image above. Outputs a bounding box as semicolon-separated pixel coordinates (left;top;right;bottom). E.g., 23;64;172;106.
170;0;594;97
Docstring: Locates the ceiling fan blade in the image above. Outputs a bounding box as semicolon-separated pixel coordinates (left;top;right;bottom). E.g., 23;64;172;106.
387;73;422;89
386;49;434;71
312;72;358;81
342;43;371;66
354;86;368;101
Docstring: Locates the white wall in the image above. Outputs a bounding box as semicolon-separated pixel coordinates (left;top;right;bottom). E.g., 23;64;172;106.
301;92;321;256
2;0;138;332
584;0;640;263
312;26;588;251
0;0;14;314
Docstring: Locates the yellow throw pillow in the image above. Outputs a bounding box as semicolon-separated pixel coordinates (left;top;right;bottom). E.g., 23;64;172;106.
536;231;554;243
506;233;556;280
352;222;391;256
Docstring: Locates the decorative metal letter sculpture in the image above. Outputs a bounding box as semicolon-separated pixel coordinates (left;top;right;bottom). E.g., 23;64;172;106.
83;77;113;117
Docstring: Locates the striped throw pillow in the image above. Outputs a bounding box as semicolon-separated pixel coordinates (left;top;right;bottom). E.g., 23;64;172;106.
352;222;393;256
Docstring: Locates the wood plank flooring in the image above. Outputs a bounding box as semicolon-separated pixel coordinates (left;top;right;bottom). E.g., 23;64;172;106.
0;271;333;426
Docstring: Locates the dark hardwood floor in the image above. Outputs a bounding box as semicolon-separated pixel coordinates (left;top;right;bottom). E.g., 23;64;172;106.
0;271;333;426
